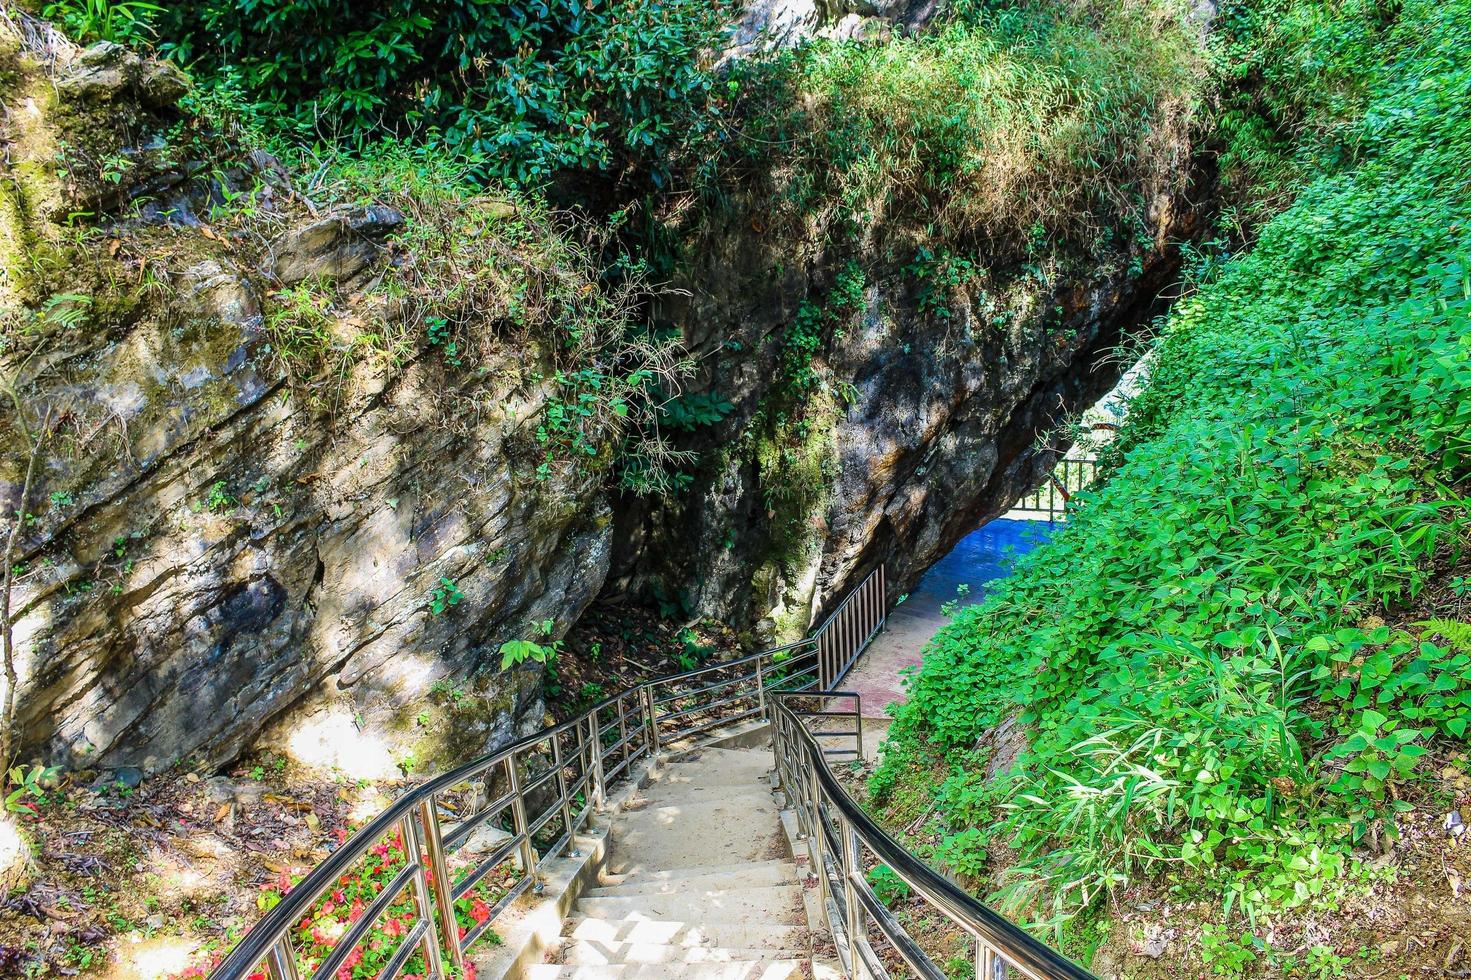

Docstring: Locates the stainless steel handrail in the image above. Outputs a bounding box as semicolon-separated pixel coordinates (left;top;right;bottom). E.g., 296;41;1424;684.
209;566;888;980
771;694;1097;980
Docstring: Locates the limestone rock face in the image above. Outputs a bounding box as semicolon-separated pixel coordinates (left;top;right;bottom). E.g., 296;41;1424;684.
0;17;601;776
270;205;406;285
4;233;604;774
726;0;939;57
609;176;1211;639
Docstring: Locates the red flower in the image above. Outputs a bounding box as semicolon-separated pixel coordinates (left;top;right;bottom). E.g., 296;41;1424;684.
469;899;491;924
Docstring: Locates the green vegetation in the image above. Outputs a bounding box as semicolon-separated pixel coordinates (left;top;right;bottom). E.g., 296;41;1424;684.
50;0;731;189
876;0;1471;966
727;0;1204;245
1210;0;1407;222
427;577;463;616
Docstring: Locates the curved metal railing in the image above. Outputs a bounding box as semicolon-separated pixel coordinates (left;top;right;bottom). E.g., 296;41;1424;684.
210;567;887;980
771;692;1097;980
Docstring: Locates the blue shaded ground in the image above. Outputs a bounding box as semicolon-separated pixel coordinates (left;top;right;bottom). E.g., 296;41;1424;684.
898;518;1053;619
845;518;1053;717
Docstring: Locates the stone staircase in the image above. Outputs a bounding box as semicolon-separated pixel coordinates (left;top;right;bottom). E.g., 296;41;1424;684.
526;745;812;979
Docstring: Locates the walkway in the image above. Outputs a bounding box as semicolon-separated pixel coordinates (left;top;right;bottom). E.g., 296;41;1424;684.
841;519;1052;730
530;745;811;978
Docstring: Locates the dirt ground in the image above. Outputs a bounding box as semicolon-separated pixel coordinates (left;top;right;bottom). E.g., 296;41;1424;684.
0;752;380;977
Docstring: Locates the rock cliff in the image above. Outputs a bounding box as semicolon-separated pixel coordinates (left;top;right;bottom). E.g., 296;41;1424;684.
1;21;612;776
1;5;1214;776
607;164;1210;638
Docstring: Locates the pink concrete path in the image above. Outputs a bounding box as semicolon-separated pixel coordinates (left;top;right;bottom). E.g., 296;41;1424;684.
840;600;945;720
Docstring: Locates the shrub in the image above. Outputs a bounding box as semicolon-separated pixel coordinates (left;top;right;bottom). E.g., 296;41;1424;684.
726;0;1206;246
879;0;1471;933
94;0;734;189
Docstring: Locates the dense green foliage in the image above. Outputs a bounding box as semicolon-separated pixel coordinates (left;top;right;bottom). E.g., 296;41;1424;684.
727;0;1203;244
1209;0;1405;221
878;0;1471;949
48;0;730;188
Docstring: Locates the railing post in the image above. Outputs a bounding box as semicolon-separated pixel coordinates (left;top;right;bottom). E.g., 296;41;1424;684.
401;813;448;979
642;685;660;757
807;754;823;845
264;937;301;980
808;767;830;919
588;707;607;811
505;755;541;891
755;656;766;719
977;936;1003;980
840;813;864;972
550;734;578;856
417;797;465;974
616;693;629;770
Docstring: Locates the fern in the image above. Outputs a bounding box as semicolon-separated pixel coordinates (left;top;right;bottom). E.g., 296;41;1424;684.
1415;618;1471;653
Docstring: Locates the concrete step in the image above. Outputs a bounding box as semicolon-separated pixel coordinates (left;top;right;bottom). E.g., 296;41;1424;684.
643;754;772;792
632;784;775;811
663;746;770;761
562;941;806;966
564;916;808;952
527;961;806;979
574;885;803;926
592;860;798;896
606;799;786;874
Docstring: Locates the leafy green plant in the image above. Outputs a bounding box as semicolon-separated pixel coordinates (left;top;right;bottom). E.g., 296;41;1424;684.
38;293;93;330
660;391;735;431
5;764;60;814
779;263;866;400
907;247;979;321
867;864;912;906
428;577;464;616
204;481;235;513
41;0;160;43
499;639;550;670
877;0;1471;942
148;0;729;188
1322;708;1426;801
1200;924;1264;978
501;620;561;670
1416;618;1471;653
